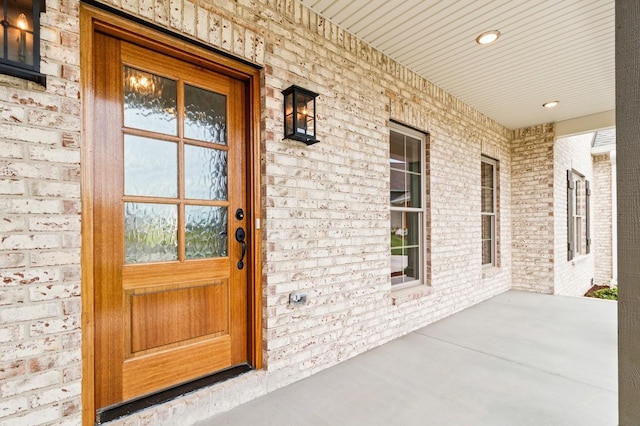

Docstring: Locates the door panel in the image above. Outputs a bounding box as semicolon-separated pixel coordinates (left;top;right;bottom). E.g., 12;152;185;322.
92;31;248;408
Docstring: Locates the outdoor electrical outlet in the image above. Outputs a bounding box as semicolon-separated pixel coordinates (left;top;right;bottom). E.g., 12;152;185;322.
289;292;307;306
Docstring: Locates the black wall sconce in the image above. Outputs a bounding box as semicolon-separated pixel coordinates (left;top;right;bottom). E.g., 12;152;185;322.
282;85;319;145
0;0;46;85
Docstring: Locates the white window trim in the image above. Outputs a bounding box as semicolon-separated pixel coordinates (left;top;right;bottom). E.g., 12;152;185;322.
390;122;426;290
481;156;497;267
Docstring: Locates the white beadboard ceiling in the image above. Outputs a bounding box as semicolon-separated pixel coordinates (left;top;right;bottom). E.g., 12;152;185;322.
299;0;615;130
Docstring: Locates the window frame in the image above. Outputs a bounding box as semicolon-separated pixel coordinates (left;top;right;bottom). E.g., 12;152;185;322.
481;156;497;267
567;169;591;260
389;122;426;290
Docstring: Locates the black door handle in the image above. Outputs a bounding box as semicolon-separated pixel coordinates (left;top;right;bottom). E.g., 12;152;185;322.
235;227;246;270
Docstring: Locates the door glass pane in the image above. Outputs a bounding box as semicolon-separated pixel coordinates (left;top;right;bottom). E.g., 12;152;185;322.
124;66;177;135
184;144;228;200
124;135;177;197
185;206;228;259
125;203;178;263
184;84;227;144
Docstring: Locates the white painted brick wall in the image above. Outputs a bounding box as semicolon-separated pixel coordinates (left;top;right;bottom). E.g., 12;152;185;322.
0;0;517;424
553;133;595;296
592;153;614;285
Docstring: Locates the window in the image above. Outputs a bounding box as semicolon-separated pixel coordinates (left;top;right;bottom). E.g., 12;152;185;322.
481;157;497;266
567;170;591;260
390;124;425;287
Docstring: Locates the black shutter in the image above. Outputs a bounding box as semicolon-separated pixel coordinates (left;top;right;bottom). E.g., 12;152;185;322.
567;170;575;261
586;180;591;254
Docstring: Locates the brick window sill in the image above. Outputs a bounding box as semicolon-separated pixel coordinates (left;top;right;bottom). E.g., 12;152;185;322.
482;266;502;280
391;285;433;306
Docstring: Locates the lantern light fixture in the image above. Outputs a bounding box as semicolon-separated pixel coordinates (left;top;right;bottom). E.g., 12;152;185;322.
0;0;46;86
282;85;319;145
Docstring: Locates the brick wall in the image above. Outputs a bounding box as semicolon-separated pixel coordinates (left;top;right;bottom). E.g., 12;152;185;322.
592;153;614;286
0;0;82;422
511;125;555;293
0;0;515;424
553;133;595;296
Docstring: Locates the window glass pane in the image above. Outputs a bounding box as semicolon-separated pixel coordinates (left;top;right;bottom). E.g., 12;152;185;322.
575;180;585;216
482;214;494;265
184;84;227;144
124;135;177;198
390;168;407;207
391;210;406;254
389;131;406;171
184;145;228;200
481;187;494;213
408;172;421;208
481;162;493;188
482;239;493;265
185;206;228;259
482;214;493;240
392;246;420;285
391;211;421;285
405;136;421;172
575;217;583;253
125;203;178;264
124;66;178;135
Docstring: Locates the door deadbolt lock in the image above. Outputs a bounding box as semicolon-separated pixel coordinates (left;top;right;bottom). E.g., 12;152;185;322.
235;208;245;220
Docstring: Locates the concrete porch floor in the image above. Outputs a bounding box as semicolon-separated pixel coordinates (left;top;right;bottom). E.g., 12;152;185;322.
199;291;618;426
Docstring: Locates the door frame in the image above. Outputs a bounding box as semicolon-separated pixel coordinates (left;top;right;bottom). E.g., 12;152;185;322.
80;4;262;424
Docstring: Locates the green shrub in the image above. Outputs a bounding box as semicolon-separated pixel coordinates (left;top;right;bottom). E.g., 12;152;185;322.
590;287;618;300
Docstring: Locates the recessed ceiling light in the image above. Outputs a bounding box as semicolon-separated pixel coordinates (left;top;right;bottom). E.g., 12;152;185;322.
476;30;500;45
543;101;560;108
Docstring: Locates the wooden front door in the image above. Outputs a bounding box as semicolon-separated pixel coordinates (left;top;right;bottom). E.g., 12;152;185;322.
91;29;251;409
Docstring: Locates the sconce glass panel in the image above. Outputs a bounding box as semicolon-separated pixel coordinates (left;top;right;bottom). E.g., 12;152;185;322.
0;0;46;85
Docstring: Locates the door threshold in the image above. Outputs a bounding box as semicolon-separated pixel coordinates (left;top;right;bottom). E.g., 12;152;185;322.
96;364;253;424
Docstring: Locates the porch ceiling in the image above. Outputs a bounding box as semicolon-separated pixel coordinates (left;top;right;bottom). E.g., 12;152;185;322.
299;0;615;130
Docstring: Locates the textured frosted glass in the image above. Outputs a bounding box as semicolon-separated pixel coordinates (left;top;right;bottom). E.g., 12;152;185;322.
185;206;228;259
124;135;177;197
184;84;227;144
125;203;178;263
124;66;177;135
184;145;227;200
